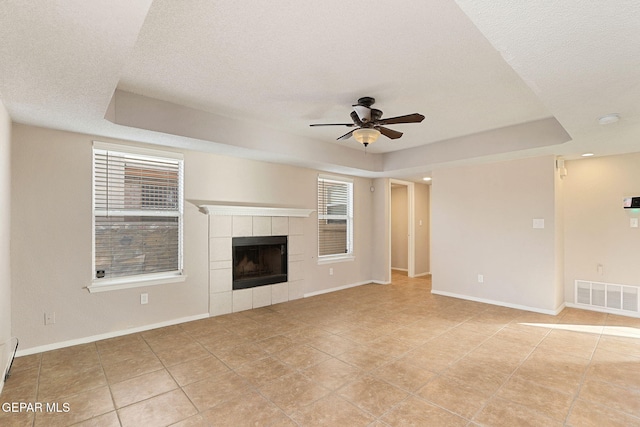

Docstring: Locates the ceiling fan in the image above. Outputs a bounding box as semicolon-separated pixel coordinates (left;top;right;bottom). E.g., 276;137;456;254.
310;97;425;147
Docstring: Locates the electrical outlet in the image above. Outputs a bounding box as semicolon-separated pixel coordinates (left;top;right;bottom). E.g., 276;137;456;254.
477;274;484;283
140;293;148;305
44;312;55;325
631;218;638;228
329;268;334;276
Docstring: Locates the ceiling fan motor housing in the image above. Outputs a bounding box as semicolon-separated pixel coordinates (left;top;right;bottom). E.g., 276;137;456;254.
356;96;375;107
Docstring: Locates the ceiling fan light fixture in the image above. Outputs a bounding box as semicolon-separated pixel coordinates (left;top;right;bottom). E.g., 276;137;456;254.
353;128;380;146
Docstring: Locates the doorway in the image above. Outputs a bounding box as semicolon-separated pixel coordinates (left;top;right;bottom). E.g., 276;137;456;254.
390;179;415;278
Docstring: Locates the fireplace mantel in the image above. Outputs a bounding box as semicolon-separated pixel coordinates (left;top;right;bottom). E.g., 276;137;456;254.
198;203;313;218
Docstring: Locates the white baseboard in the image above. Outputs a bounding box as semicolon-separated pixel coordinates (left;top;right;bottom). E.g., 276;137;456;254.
565;302;640;318
304;281;371;298
371;280;391;285
391;268;408;272
413;272;431;278
16;313;209;357
431;290;565;316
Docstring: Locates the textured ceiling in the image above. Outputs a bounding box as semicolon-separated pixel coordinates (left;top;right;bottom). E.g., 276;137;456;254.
1;1;639;180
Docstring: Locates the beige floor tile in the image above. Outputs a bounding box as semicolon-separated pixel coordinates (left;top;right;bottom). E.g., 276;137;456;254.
256;334;297;354
118;389;197;427
37;364;107;401
168;414;210;427
95;333;147;355
579;378;640;417
2;366;39;392
498;323;550;345
400;339;468;373
537;329;600;359
0;383;38;405
72;411;121;427
512;348;589;395
337;374;408;417
416;375;489;419
140;324;185;340
281;326;334;344
275;344;331;370
558;308;608;326
381;396;468;427
8;353;41;373
111;368;177;408
567;398;640;427
34;385;114;427
200;389;289;426
459;341;530;376
209;342;268;368
101;352;164;384
152;341;211;367
40;344;100;372
290;394;375;426
302;357;362;390
13;273;640;426
368;335;415;358
166;354;231;386
371;358;435;392
198;332;249;353
258;371;331;415
0;410;35;427
442;358;512;397
336;345;393;372
496;376;574;421
337;326;390;345
586;348;640;390
598;334;640;358
474;397;563;427
235;356;294;387
97;340;155;366
182;371;250;412
305;333;358;356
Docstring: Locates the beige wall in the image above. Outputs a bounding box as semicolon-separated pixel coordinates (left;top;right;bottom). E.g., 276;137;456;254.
370;178;390;284
0;100;11;386
563;153;640;301
414;183;430;275
391;185;408;270
431;155;561;312
11;124;375;352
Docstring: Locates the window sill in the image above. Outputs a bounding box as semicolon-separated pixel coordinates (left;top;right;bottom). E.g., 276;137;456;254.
317;255;355;265
87;272;186;293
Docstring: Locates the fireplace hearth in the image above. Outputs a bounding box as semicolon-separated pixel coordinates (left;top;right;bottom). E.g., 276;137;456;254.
232;236;287;290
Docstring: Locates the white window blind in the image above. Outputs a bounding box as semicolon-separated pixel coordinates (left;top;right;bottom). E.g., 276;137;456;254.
318;175;353;257
93;144;184;282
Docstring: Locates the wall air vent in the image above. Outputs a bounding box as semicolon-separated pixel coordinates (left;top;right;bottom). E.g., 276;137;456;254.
575;280;639;315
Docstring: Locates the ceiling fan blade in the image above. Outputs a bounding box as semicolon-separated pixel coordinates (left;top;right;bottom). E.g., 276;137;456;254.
337;129;356;141
377;113;425;125
310;123;355;127
377;126;403;140
353;105;372;123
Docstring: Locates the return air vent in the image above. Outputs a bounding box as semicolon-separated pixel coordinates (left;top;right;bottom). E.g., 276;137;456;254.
575;280;639;314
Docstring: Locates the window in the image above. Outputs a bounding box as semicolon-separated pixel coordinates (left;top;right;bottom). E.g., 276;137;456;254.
318;175;353;260
92;142;184;290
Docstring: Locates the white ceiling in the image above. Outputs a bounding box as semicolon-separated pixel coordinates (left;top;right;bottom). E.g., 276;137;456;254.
1;1;639;181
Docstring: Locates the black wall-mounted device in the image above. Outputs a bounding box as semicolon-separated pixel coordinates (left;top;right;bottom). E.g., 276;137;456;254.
624;197;640;208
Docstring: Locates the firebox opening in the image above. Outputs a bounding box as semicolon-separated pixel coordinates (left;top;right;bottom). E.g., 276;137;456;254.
232;236;287;290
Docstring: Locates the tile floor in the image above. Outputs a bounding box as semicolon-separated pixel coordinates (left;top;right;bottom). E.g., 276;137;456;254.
2;272;640;426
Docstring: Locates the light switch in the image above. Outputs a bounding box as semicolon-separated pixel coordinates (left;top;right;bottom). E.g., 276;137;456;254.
631;218;639;228
532;219;545;229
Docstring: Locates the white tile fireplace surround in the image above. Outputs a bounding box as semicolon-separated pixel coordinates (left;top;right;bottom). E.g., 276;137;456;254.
200;204;313;316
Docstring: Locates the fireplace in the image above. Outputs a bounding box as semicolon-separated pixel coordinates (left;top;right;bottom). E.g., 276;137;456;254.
232;236;288;290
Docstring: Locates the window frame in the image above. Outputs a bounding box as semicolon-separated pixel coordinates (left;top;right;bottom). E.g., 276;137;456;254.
317;174;354;264
88;141;185;293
